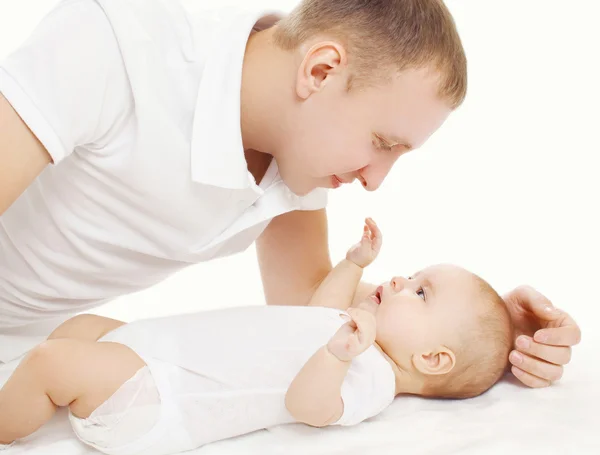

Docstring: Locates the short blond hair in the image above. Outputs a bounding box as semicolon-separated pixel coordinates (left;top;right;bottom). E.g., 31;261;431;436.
421;275;513;399
273;0;468;109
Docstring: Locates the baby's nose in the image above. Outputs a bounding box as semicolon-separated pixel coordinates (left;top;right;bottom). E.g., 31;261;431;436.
390;276;408;292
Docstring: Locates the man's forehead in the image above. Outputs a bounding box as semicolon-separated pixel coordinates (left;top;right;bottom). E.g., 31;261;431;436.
380;73;453;150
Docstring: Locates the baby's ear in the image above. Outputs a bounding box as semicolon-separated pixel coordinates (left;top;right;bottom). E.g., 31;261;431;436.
412;346;456;376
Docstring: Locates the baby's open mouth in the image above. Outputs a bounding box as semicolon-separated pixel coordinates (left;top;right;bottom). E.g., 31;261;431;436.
372;286;383;305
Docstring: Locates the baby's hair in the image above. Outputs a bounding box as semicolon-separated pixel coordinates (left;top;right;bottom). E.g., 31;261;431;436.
273;0;467;108
421;275;514;399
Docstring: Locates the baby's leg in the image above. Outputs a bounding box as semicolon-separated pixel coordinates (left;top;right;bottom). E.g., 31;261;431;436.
0;338;145;444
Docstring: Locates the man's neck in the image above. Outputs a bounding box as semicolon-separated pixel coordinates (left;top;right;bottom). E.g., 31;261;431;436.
244;148;272;185
240;26;287;161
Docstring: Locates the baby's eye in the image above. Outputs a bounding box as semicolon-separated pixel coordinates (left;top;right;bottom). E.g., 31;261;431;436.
416;288;425;300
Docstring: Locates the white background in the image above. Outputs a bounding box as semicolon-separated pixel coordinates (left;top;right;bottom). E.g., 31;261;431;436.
1;1;598;350
1;1;599;454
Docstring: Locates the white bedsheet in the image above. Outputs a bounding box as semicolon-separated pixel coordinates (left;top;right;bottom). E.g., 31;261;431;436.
2;331;598;455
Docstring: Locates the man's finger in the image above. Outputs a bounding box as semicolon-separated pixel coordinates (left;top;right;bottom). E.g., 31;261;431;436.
511;366;551;388
534;324;582;347
509;351;564;382
510;285;560;320
514;336;572;365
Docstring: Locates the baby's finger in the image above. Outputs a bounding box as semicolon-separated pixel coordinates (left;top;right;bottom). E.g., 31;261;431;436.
337;327;355;343
348;309;376;342
509;350;564;383
365;218;382;248
359;225;371;246
364;218;375;240
340;312;356;331
357;325;376;347
514;336;572;366
511;366;551;388
361;232;371;245
351;308;375;325
354;292;379;315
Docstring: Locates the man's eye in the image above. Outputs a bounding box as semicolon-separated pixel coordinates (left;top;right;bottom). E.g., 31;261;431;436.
373;136;392;151
379;140;393;151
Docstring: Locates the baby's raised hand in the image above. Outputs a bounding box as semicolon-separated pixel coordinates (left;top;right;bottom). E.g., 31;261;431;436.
346;218;382;268
327;308;377;362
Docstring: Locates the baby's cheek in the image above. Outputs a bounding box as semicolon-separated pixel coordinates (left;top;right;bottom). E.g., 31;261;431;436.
377;312;411;344
380;314;424;353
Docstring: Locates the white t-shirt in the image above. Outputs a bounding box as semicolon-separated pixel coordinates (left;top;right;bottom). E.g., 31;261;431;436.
0;0;327;362
95;306;396;454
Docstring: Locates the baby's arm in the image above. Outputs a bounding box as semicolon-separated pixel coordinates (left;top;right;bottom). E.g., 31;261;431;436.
285;307;376;427
308;218;381;311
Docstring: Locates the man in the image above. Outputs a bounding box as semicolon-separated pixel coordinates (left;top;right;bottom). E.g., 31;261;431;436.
0;0;580;388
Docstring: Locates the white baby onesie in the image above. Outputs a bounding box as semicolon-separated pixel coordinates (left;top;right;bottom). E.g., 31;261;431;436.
70;306;396;455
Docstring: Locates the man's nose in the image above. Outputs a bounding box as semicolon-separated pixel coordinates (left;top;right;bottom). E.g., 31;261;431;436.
358;153;400;192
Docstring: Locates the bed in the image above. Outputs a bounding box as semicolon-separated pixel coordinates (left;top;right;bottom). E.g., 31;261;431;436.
2;329;598;455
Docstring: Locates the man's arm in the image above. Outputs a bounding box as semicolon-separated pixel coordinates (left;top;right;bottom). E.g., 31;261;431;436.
256;209;378;307
0;92;51;215
47;314;126;342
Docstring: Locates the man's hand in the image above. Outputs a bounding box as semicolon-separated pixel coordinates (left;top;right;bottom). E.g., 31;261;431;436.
346;218;382;268
504;285;582;388
327;307;377;362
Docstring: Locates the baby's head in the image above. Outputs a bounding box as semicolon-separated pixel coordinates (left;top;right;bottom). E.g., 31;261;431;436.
372;264;513;399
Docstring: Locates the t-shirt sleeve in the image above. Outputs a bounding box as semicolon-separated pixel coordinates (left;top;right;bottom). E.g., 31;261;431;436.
0;0;131;164
334;347;396;427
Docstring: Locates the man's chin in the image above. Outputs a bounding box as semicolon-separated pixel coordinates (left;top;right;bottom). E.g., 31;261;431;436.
283;180;317;197
279;172;331;196
293;188;313;196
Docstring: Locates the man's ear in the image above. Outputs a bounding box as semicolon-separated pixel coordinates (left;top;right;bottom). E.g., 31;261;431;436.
412;346;456;376
295;41;347;99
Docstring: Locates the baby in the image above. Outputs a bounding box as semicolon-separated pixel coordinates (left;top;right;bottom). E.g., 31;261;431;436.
0;218;513;454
